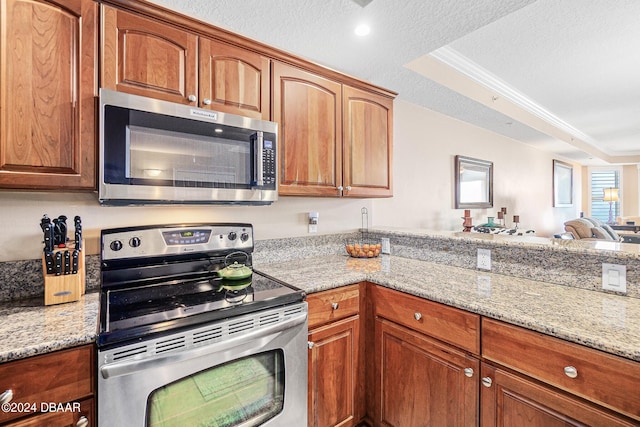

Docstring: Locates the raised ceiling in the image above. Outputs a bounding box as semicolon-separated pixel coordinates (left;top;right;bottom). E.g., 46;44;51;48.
150;0;640;166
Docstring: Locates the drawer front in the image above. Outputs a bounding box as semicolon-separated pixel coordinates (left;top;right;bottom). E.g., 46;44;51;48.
0;345;94;424
373;286;480;354
307;284;360;329
482;318;640;421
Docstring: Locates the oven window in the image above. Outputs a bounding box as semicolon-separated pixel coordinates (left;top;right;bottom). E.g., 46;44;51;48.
147;350;284;427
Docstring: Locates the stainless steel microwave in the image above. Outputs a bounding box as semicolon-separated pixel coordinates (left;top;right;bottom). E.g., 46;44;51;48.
99;89;277;205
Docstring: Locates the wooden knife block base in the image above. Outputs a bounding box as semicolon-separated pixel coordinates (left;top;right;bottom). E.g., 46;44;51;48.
42;241;85;306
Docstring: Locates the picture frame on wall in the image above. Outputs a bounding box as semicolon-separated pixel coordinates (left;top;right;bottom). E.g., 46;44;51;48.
553;159;573;207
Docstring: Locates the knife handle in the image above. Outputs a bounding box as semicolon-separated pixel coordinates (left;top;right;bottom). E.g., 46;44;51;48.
43;224;54;252
54;252;62;276
44;251;54;275
71;250;79;274
63;250;71;275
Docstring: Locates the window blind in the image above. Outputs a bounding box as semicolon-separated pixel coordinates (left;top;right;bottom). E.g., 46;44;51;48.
590;170;620;222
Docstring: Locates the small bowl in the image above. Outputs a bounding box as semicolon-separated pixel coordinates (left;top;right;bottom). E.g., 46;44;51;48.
345;241;382;258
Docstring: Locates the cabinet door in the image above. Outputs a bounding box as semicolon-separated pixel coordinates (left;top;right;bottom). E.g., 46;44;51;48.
374;319;479;427
199;38;269;119
481;363;638;427
308;316;360;427
272;62;342;196
342;85;393;198
101;5;197;105
0;0;97;190
7;397;94;427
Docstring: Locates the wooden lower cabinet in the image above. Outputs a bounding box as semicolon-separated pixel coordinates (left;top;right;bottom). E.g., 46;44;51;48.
373;318;479;427
5;397;93;427
308;315;361;427
480;363;637;427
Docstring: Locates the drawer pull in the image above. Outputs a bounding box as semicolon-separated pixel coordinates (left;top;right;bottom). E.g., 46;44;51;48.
331;302;339;310
414;312;422;321
564;366;578;378
464;368;474;378
308;341;315;349
0;389;13;404
203;98;212;105
76;416;89;427
481;377;493;388
187;94;197;102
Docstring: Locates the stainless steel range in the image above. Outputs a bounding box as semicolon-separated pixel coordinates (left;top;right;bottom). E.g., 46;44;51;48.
96;223;307;427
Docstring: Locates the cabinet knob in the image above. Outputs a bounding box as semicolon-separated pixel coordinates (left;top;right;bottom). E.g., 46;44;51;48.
0;389;13;404
481;377;493;388
414;312;422;321
331;302;339;310
337;186;344;192
463;368;474;378
564;366;578;378
76;416;89;427
187;94;197;103
308;341;314;349
203;98;212;105
346;186;352;191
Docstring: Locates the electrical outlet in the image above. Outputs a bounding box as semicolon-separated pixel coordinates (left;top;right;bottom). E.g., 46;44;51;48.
381;237;391;254
477;248;491;270
602;263;626;293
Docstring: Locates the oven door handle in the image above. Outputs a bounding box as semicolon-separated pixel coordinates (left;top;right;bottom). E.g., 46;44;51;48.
100;311;307;380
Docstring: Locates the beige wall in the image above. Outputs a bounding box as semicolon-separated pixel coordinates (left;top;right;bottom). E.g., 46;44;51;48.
0;100;582;262
373;100;581;235
622;165;640;216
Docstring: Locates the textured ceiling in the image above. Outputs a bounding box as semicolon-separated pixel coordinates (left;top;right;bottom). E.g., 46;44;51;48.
149;0;639;165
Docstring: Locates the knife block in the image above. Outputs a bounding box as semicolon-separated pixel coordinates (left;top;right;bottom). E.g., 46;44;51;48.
42;240;85;306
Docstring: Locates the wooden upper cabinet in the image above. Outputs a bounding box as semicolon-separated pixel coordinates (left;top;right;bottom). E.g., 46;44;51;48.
343;85;393;198
0;0;97;190
199;38;270;119
272;61;343;196
101;5;198;104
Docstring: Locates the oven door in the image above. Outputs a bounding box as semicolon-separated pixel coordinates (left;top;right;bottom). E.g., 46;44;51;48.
97;303;307;427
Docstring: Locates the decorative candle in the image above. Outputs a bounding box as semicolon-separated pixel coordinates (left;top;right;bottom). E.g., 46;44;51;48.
497;211;504;219
464;209;471;217
501;207;507;214
513;215;520;223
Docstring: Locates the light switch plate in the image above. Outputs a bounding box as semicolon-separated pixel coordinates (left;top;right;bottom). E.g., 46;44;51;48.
602;263;627;293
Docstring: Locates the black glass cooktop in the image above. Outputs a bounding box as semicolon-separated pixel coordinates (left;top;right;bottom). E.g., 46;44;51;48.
97;270;304;348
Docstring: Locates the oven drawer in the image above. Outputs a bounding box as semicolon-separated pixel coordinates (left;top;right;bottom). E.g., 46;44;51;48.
0;345;94;424
482;318;640;421
307;284;360;329
373;285;480;354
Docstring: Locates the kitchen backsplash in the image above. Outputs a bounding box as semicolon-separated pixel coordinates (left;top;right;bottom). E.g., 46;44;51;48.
0;230;638;302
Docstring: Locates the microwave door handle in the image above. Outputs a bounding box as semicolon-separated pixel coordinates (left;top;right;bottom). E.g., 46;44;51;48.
253;131;264;187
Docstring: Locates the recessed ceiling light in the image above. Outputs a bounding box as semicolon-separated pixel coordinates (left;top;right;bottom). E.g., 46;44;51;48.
214;128;223;133
354;23;371;36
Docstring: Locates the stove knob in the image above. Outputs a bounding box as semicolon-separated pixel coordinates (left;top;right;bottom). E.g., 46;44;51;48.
129;237;141;248
240;232;250;242
228;231;237;241
110;240;123;251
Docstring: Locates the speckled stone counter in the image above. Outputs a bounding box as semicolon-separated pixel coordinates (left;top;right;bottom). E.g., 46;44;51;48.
0;292;98;363
255;254;640;362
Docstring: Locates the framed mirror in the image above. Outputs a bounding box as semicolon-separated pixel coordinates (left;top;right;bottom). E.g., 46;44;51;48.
553;159;573;207
455;155;493;209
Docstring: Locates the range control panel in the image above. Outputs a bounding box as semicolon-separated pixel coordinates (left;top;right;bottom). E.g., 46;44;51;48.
101;224;253;260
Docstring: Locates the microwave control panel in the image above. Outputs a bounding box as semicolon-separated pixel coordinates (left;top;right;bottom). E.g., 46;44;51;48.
262;139;276;186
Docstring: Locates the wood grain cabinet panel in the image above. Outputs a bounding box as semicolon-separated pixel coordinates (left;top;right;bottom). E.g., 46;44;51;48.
481;363;637;427
0;0;97;189
342;85;393;198
199;38;270;118
482;318;640;422
307;284;360;329
308;316;360;427
374;319;479;427
272;61;343;196
0;345;94;425
101;4;198;104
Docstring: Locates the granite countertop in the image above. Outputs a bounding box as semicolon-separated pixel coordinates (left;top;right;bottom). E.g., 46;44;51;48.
256;255;640;362
0;292;98;363
1;254;639;364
